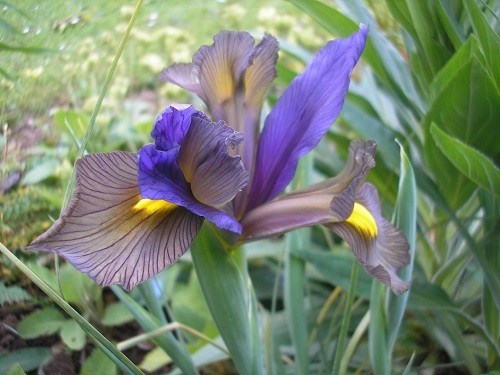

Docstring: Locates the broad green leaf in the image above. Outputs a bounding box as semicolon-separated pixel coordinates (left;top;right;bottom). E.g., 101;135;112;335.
17;307;66;339
81;349;118;375
463;0;500;90
191;224;264;375
53;109;89;141
60;319;86;350
20;159;61;185
139;347;170;373
101;302;135;327
0;283;33;304
431;123;500;196
0;348;52;374
425;36;500;207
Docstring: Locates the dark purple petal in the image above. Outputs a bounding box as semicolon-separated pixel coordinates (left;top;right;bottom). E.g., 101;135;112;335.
242;140;375;240
248;25;368;210
159;63;206;100
151;105;206;151
327;184;411;295
178;116;249;206
138;144;242;233
28;152;203;290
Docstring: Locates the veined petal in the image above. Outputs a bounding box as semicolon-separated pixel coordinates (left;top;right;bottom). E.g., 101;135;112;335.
178;116;249;206
193;31;256;121
138;144;242;234
248;25;368;210
151;105;206;151
158;63;206;101
242;140;375;240
241;33;279;168
327;183;411;295
28;152;202;290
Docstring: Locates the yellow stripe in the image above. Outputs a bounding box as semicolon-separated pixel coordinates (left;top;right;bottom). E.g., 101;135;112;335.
133;198;177;215
345;203;378;237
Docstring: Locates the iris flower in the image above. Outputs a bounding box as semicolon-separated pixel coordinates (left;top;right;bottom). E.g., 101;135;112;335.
30;25;410;294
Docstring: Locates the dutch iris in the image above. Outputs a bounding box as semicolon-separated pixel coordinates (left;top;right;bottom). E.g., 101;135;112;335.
30;25;411;294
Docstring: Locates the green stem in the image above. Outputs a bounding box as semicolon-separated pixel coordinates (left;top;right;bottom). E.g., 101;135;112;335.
331;261;359;375
0;242;144;375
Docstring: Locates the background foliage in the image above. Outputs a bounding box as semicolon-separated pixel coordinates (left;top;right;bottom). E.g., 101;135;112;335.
1;0;498;374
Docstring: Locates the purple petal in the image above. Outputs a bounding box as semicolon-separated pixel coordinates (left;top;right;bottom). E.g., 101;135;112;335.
327;183;411;295
28;152;203;290
193;31;256;121
138;144;242;234
159;63;206;101
242;140;375;240
151;105;206;151
178;116;249;206
241;33;279;169
248;25;368;210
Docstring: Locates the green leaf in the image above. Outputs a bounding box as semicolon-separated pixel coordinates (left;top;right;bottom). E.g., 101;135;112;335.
20;159;62;185
425;36;500;207
0;42;53;53
0;282;33;304
17;307;66;339
430;123;500;196
101;302;135;327
0;348;52;374
386;143;417;350
0;242;144;375
463;0;500;90
6;363;27;375
81;349;118;375
111;286;198;375
53;109;89;141
369;282;389;375
60;319;86;350
191;224;264;375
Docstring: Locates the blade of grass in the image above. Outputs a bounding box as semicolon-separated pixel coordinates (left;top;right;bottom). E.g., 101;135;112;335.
0;242;144;375
369;281;389;375
331;262;359;375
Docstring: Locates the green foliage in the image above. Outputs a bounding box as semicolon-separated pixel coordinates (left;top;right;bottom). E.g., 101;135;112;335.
2;0;499;374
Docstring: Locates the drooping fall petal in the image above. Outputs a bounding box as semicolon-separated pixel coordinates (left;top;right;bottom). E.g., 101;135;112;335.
327;183;411;295
28;152;202;290
241;140;376;240
248;25;368;210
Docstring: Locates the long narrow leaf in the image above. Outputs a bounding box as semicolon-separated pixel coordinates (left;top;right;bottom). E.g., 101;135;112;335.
191;224;264;375
387;142;417;350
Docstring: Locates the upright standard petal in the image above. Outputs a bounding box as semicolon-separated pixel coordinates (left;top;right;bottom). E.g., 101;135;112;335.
29;152;202;290
248;25;368;210
192;31;256;122
242;140;376;240
327;183;411;295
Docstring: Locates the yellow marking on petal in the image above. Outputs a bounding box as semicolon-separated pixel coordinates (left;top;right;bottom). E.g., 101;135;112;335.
133;199;177;215
345;203;378;237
